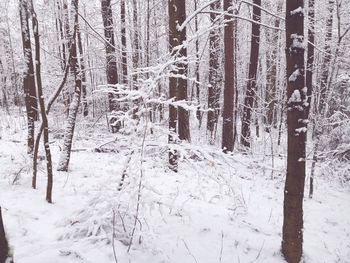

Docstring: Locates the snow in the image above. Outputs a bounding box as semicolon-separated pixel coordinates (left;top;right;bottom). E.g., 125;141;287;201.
1;112;350;263
288;89;301;103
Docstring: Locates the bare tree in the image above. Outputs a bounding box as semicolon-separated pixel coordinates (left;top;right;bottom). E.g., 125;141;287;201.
57;0;82;172
0;207;8;263
101;0;120;133
240;0;262;148
168;0;190;172
30;0;54;203
222;0;235;152
282;0;310;262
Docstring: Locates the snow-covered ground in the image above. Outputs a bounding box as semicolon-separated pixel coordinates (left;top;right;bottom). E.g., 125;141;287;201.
0;112;349;263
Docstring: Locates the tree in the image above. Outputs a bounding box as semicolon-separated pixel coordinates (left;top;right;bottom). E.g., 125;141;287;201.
101;0;120;133
31;0;54;203
222;0;235;152
19;0;38;154
240;0;262;148
282;0;310;262
121;0;128;84
207;0;222;144
168;0;190;171
0;207;8;263
57;0;82;172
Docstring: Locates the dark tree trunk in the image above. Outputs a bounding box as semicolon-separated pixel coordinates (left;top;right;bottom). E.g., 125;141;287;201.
240;0;261;148
282;0;310;262
168;0;190;171
31;0;54;203
222;0;235;152
57;0;82;172
307;0;315;198
0;207;8;263
132;0;140;118
121;0;128;84
62;0;71;117
19;0;38;154
207;0;222;144
101;0;120;133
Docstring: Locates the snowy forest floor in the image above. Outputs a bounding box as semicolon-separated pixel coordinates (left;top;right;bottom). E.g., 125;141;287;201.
0;110;349;263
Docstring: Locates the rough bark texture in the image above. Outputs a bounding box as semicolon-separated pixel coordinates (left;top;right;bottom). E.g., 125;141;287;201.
168;0;190;171
121;0;128;84
19;0;38;154
207;0;222;144
240;0;261;148
222;0;235;152
101;0;120;132
57;0;82;172
0;207;8;263
282;0;309;262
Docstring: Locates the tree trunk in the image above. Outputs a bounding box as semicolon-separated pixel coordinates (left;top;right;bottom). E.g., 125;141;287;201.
207;0;222;144
31;0;54;203
57;0;82;172
282;0;309;262
0;207;8;263
121;0;128;84
101;0;120;133
222;0;235;152
19;0;38;154
76;12;88;117
168;0;190;171
240;0;261;148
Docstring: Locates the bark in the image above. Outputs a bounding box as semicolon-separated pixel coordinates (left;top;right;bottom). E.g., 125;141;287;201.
282;0;309;262
194;0;201;124
168;0;190;171
101;0;120;132
57;0;82;172
0;207;8;263
240;0;261;148
19;0;38;154
121;0;128;84
0;60;9;114
76;14;88;117
62;0;71;116
307;0;316;198
132;0;140;119
207;0;222;144
222;0;235;152
31;1;54;203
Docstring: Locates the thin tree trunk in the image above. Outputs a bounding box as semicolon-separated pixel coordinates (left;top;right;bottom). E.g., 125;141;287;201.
76;13;88;117
57;0;82;172
194;0;201;124
121;0;128;84
240;0;261;148
222;0;235;152
31;1;54;203
282;0;309;261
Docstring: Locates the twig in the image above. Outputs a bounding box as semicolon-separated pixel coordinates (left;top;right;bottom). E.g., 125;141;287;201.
112;210;118;263
182;239;198;263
